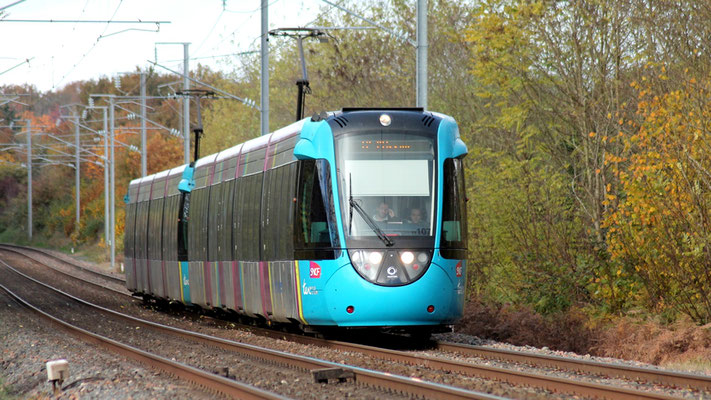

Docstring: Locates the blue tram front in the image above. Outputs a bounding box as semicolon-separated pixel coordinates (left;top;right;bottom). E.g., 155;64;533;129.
294;108;468;329
123;108;467;333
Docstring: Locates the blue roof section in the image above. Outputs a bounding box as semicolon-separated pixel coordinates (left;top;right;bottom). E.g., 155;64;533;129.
294;119;335;160
434;112;467;159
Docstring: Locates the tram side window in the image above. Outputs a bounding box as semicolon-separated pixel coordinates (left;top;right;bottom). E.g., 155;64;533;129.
440;158;468;259
136;201;149;260
232;179;245;260
177;192;190;262
148;197;164;260
163;195;179;261
189;188;209;261
294;159;339;260
261;163;297;261
124;202;137;259
219;180;235;261
208;182;222;261
233;173;262;261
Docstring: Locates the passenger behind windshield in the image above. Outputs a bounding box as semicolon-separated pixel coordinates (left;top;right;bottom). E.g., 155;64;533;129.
372;201;397;222
406;208;424;225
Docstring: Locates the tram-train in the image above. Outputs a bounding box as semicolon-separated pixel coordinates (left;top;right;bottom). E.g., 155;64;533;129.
123;108;468;335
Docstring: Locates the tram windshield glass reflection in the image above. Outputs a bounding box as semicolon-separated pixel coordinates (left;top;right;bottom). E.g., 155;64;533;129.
336;132;436;239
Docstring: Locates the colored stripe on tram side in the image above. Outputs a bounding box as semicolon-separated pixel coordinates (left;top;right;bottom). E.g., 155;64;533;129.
180;261;191;303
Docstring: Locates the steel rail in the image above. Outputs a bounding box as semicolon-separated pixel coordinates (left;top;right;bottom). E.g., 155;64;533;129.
0;282;286;400
0;243;125;284
0;258;501;400
436;341;711;392
238;325;687;399
0;245;131;298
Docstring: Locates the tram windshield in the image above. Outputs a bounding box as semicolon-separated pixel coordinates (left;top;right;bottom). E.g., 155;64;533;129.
336;131;436;244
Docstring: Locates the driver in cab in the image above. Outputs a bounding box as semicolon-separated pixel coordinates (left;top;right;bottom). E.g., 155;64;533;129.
373;201;396;222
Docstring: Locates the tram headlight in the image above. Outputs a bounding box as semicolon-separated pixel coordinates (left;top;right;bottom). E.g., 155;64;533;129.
349;250;383;281
400;251;414;265
369;251;383;265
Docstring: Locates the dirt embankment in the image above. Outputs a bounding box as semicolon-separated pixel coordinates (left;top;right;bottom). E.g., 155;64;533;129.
457;300;711;372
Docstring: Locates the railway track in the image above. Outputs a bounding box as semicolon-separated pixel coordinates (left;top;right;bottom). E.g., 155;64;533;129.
2;245;709;399
237;325;706;400
0;256;500;400
0;270;284;399
0;243;125;285
434;341;711;392
0;243;131;298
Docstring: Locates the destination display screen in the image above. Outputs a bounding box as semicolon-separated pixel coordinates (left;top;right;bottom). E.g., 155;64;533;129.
357;139;431;152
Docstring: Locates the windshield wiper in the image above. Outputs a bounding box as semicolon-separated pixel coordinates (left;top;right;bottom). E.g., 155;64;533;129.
349;174;394;247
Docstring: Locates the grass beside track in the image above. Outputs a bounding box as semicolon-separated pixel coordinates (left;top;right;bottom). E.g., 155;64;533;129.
0;378;16;400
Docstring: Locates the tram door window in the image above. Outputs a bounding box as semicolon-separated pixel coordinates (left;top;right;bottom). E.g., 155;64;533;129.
441;158;468;259
294;159;339;260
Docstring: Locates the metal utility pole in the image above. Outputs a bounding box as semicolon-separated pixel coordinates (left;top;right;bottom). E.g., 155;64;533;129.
261;0;269;135
183;44;190;164
109;96;116;269
320;0;426;108
102;108;109;243
416;0;427;109
140;72;147;177
26;119;32;240
74;112;80;228
155;42;191;160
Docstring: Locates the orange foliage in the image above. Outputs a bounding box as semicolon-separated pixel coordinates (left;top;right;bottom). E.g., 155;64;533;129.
605;70;711;323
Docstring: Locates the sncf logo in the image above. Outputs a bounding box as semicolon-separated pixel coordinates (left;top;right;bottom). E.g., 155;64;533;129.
309;261;321;279
455;261;463;277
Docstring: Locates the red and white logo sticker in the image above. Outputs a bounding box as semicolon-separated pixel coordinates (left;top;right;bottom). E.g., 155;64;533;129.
455;261;463;278
309;261;321;278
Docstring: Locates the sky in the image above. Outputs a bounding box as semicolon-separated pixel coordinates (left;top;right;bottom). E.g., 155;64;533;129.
0;0;330;92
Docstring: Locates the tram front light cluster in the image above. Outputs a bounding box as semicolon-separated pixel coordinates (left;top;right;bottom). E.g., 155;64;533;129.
350;250;383;281
400;251;414;265
349;249;432;285
399;251;429;268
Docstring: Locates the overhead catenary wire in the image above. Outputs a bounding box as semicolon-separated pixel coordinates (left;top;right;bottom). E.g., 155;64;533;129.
52;0;125;89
